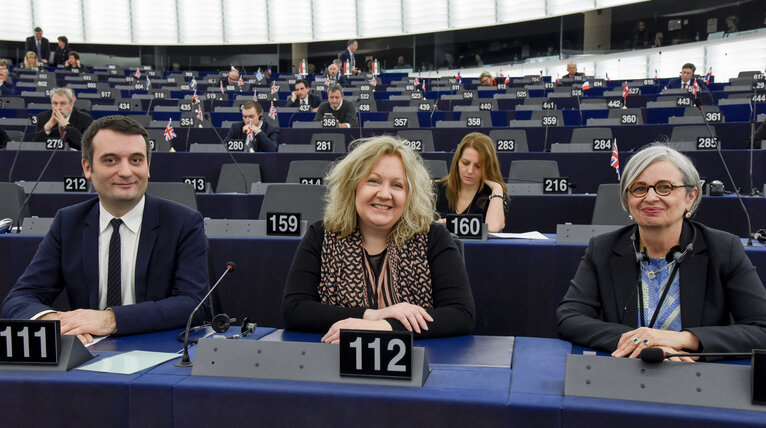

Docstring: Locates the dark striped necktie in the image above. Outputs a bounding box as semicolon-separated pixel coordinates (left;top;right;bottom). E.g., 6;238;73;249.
107;218;123;307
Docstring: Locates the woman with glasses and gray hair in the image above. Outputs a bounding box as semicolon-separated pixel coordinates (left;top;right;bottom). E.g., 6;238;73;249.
557;144;766;361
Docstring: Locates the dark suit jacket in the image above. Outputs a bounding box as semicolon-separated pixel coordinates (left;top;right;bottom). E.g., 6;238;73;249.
754;121;766;145
665;77;714;105
326;74;350;87
314;100;359;127
557;221;766;354
223;119;279;152
34;108;94;150
287;94;322;109
339;49;356;70
25;36;50;63
1;194;209;336
0;81;15;96
53;46;71;67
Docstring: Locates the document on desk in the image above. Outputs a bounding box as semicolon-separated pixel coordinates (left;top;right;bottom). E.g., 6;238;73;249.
76;351;180;374
489;231;549;240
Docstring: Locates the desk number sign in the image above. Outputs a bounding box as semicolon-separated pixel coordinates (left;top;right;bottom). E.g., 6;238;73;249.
339;330;412;379
445;214;483;239
0;320;60;365
266;212;301;236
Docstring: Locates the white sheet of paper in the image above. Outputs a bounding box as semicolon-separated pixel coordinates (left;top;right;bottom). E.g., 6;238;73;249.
84;336;108;347
76;351;180;374
488;231;549;240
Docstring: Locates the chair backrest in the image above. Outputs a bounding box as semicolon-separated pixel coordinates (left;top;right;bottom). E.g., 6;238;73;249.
458;111;493;128
310;133;346;152
507;160;560;183
396;130;435;152
259;184;327;225
387;111;420;128
591;183;632;226
607;108;644;125
530;110;564;127
146;129;173;152
570;127;614;145
146;182;198;210
423;159;449;179
216;163;262;193
488;130;529;153
0;183;28;221
285;160;333;184
670;125;716;143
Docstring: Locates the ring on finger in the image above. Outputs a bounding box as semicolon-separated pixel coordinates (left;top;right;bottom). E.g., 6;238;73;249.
632;337;640;345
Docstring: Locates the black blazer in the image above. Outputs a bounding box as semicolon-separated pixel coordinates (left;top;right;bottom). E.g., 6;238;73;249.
223;119;279;152
34;108;94;150
287;94;322;109
53;46;71;67
557;221;766;354
25;36;50;63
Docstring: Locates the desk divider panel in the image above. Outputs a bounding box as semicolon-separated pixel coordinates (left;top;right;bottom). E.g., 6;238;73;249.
565;354;766;412
191;337;430;387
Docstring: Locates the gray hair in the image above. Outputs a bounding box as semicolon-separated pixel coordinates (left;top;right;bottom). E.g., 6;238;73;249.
619;144;702;214
327;84;343;94
50;87;74;102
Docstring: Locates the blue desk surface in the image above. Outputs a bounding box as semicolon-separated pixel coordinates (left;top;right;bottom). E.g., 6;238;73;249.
1;330;765;427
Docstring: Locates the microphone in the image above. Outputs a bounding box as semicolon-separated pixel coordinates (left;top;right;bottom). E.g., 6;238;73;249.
8;114;33;182
748;82;761;195
210;117;250;193
12;128;66;233
429;93;440;127
175;261;236;367
639;347;751;363
694;98;754;245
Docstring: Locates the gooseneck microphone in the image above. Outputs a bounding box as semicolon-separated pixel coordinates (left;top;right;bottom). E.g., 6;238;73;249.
12;128;66;233
175;261;236;367
8;114;34;183
694;98;754;245
210;116;250;193
639;347;751;363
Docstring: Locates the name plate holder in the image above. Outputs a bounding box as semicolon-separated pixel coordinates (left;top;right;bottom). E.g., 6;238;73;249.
0;320;95;372
191;337;430;387
555;224;622;244
565;354;766;411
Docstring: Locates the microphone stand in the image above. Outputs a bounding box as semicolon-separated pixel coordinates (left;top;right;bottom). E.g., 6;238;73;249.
696;99;754;245
749;83;761;195
12;129;65;232
175;261;236;367
212;115;251;193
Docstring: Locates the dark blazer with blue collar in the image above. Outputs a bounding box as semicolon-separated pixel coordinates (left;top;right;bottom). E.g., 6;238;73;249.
1;193;209;336
557;221;766;353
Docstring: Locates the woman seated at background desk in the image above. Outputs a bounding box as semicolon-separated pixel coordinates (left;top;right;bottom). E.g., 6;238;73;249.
557;144;766;361
23;51;41;69
435;132;508;233
283;136;475;343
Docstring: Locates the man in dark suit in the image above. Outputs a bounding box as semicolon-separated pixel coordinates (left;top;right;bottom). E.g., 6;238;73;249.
314;84;358;128
34;87;93;150
2;115;209;342
665;63;712;104
219;68;240;91
325;63;349;86
223;101;279;152
25;27;50;64
0;64;15;96
287;79;321;111
338;39;360;74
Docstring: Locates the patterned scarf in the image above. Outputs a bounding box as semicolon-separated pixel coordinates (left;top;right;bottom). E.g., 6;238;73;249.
318;228;433;309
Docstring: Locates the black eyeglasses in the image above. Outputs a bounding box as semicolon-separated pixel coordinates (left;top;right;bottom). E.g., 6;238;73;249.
627;180;694;197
